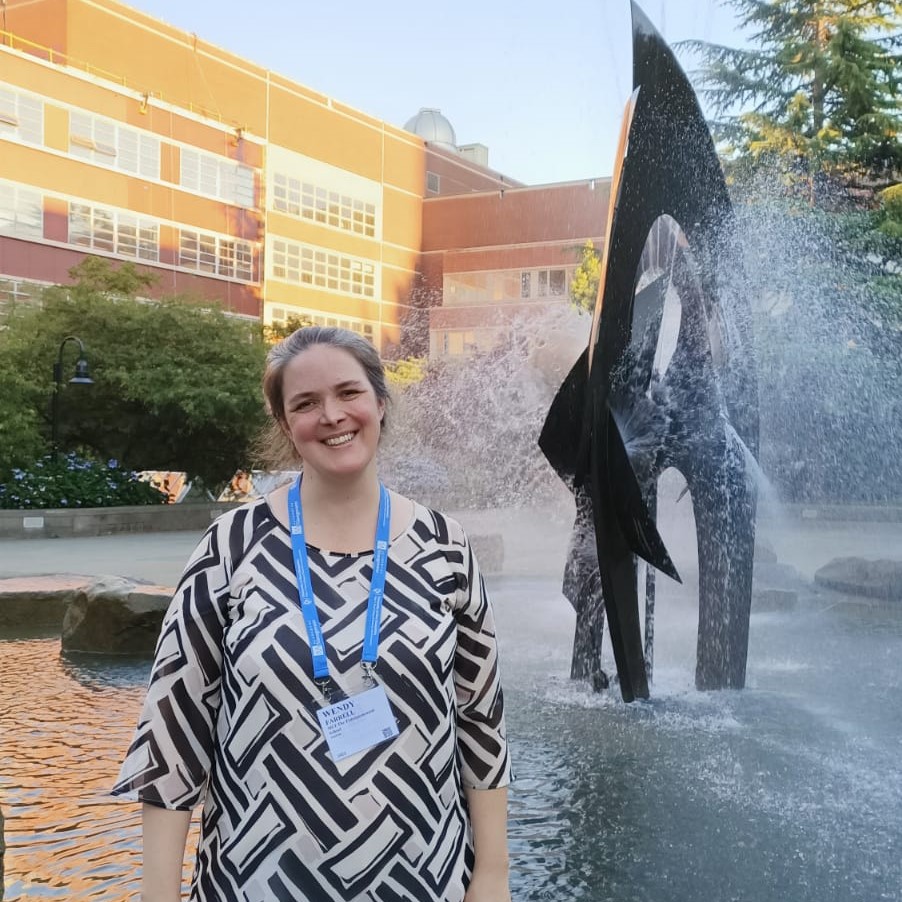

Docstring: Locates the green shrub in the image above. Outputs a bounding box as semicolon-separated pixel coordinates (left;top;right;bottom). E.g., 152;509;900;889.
878;184;902;239
0;454;168;509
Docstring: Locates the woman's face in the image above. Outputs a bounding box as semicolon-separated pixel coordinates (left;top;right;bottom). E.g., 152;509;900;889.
280;344;385;481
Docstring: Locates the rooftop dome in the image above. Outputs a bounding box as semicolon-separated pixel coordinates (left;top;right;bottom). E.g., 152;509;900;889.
403;108;458;151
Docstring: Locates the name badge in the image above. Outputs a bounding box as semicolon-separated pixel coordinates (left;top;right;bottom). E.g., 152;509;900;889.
316;685;399;762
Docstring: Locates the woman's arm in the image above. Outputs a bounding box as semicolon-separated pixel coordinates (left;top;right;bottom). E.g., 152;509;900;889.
141;803;192;902
463;786;511;902
449;523;513;899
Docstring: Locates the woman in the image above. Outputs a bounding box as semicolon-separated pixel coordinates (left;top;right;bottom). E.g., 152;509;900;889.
113;327;512;901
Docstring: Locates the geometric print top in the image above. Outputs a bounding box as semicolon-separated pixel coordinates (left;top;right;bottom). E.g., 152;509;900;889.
112;497;511;902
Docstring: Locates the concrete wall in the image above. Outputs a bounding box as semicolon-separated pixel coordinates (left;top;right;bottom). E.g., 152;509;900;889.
0;502;238;539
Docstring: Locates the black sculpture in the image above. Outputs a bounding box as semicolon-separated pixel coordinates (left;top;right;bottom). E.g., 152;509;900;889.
540;2;759;701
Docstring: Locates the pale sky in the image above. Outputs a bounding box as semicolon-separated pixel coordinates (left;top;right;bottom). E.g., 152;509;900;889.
126;0;747;184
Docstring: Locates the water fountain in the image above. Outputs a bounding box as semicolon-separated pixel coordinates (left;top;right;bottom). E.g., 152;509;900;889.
540;2;758;702
1;4;900;900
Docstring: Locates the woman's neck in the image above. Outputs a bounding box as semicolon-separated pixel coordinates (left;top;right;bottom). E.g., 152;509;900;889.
295;466;385;552
268;466;413;553
300;467;381;516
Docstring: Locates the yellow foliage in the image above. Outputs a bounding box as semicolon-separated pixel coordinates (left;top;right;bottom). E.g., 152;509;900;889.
570;239;601;315
384;356;427;390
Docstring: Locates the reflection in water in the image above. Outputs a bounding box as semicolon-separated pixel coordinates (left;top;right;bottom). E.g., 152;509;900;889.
2;596;902;900
0;640;197;900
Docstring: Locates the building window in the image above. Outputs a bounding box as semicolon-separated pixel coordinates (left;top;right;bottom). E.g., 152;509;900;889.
426;171;440;194
270;239;376;298
68;202;159;261
179;229;254;281
549;269;566;296
0;183;43;239
0;88;43;146
272;172;377;238
269;307;375;343
440;330;477;357
181;148;256;208
69;112;160;179
0;277;39;316
521;268;570;299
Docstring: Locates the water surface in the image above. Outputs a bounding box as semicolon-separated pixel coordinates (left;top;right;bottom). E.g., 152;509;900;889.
1;574;900;901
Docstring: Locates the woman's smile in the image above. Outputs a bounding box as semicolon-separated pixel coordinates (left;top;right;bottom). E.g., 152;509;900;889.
281;344;385;479
323;431;357;447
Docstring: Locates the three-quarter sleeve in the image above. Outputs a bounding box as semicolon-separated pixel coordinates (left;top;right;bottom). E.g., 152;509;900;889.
450;524;511;790
112;516;235;810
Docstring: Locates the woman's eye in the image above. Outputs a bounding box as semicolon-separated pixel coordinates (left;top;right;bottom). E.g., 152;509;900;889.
294;400;316;411
341;389;361;398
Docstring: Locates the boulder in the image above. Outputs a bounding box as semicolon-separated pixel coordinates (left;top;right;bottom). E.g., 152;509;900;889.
754;560;809;592
0;575;88;629
61;576;173;655
814;557;902;602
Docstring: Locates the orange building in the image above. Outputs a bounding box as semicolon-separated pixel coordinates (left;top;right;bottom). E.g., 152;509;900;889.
422;178;610;357
0;0;608;357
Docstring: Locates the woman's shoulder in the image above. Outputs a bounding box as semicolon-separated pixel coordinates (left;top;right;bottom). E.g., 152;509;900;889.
404;497;470;551
205;496;283;554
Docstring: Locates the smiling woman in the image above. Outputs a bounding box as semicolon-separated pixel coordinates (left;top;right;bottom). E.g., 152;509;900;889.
112;326;512;902
274;335;388;489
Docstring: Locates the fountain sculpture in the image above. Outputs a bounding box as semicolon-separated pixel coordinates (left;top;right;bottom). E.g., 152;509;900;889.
540;2;760;701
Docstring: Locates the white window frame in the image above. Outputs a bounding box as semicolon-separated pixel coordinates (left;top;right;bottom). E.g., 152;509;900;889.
0;87;43;146
68;202;159;261
180;148;256;209
270;307;376;343
521;267;571;299
179;228;254;281
0;183;43;240
270;239;375;298
271;172;376;238
69;111;160;179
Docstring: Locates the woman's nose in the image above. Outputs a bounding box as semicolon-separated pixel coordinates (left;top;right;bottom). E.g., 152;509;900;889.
320;397;345;423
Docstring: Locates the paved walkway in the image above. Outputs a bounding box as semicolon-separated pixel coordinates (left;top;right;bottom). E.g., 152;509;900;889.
0;531;203;585
0;506;899;587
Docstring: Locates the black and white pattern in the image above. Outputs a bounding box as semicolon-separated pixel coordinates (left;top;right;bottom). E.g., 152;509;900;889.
113;499;510;901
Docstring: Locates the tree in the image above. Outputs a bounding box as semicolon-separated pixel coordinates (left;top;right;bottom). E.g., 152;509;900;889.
384;357;427;390
1;258;269;487
0;348;44;477
263;313;314;343
685;1;902;184
569;239;602;314
684;2;902;347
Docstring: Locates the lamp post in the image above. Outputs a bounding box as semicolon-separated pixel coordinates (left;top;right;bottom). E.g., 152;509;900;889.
51;335;94;461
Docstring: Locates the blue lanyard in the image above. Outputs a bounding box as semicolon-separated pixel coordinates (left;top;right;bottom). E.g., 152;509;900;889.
287;475;391;681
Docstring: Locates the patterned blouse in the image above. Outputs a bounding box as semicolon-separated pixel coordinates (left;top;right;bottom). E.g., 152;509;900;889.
113;497;511;901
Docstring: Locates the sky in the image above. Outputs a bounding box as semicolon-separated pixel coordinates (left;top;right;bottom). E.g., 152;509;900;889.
127;0;748;185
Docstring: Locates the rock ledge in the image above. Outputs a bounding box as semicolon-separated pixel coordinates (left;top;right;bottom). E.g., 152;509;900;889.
814;557;902;601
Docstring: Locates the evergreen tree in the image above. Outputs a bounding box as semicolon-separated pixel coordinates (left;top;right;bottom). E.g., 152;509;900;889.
685;1;902;182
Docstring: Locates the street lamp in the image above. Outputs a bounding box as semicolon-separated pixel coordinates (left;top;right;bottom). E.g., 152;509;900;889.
51;335;94;461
